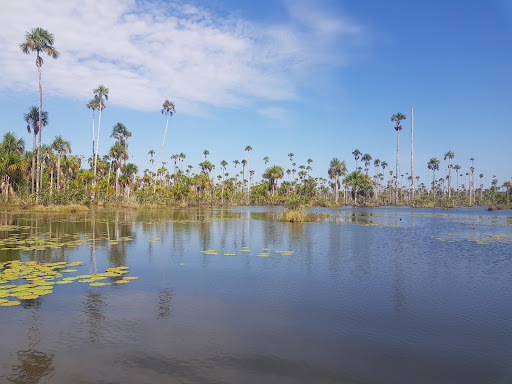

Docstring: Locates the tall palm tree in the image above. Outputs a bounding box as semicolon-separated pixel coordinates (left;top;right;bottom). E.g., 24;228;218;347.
109;142;127;197
148;149;155;175
479;173;484;200
352;149;361;171
454;165;461;192
245;146;252;194
111;123;131;166
263;156;269;166
361;153;372;175
24;106;48;194
391;112;406;204
328;158;347;204
93;85;109;190
220;160;228;204
20;27;59;193
155;100;175;193
428;157;440;197
444;151;455;198
51;136;71;191
203;150;209;160
86;98;100;163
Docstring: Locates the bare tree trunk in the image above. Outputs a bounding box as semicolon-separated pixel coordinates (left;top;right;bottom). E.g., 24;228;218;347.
411;107;414;200
155;114;169;193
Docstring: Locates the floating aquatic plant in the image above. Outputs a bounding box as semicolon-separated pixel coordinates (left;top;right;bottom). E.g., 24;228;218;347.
0;260;138;307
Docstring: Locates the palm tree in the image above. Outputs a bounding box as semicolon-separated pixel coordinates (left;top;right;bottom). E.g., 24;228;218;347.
361;153;372;175
121;163;138;197
352;149;361;171
263;165;284;195
111;123;131;165
391;112;406;204
479;173;484;200
24;106;48;194
20;28;59;193
109;142;127;197
263;156;269;166
155;100;175;193
93;85;109;190
328;158;347;204
220;160;228;204
148;149;155;176
343;171;373;205
454;165;461;192
444;151;455;198
51;136;71;191
503;181;511;203
245;145;252;195
427;158;440;197
203;150;209;160
86;98;100;163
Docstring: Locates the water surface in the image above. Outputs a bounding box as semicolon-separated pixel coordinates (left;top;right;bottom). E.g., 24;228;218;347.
0;206;511;384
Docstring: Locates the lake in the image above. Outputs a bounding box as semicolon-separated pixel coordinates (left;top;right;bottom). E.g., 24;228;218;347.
0;206;511;384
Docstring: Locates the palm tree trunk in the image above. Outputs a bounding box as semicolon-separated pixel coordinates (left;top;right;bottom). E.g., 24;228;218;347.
116;166;120;197
57;154;61;191
92;109;95;163
31;133;36;194
36;59;42;195
50;167;54;196
396;131;400;205
154;114;169;193
335;175;339;204
93;100;103;194
448;163;452;199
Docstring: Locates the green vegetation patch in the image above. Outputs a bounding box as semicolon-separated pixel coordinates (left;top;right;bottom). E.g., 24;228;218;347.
0;260;138;308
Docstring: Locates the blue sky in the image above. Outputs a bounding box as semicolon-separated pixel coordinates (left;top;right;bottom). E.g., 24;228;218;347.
0;0;511;189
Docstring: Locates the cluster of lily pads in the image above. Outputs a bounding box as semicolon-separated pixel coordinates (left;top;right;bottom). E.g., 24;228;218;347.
0;260;138;307
200;247;295;257
432;233;512;244
0;229;132;252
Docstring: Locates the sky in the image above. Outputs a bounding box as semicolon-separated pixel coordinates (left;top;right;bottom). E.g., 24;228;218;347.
0;0;511;189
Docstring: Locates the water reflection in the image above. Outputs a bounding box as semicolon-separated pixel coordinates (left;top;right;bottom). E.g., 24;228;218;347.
7;302;54;383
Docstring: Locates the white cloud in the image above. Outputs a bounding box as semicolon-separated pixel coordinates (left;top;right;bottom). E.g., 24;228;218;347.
0;0;364;114
258;107;292;122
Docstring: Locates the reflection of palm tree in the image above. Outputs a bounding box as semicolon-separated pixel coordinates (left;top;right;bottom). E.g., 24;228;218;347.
156;289;175;319
83;291;106;343
8;304;55;384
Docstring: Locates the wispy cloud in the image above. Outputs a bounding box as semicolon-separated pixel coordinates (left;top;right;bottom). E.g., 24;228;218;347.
0;0;364;114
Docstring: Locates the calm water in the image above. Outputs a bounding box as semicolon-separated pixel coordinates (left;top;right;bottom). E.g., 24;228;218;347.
0;206;511;384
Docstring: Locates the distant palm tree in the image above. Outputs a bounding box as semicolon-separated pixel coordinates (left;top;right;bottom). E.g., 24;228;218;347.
444;151;455;198
203;149;209;160
148;149;155;176
220;160;228;204
263;156;269;166
454;165;461;191
263;165;284;195
110;142;127;196
245;146;252;194
20;27;59;193
361;153;372;175
328;158;347;204
111;123;131;165
93;85;109;189
155;100;175;192
24;106;48;193
352;149;361;171
51;135;71;191
86;98;100;163
391;112;406;204
428;157;440;197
